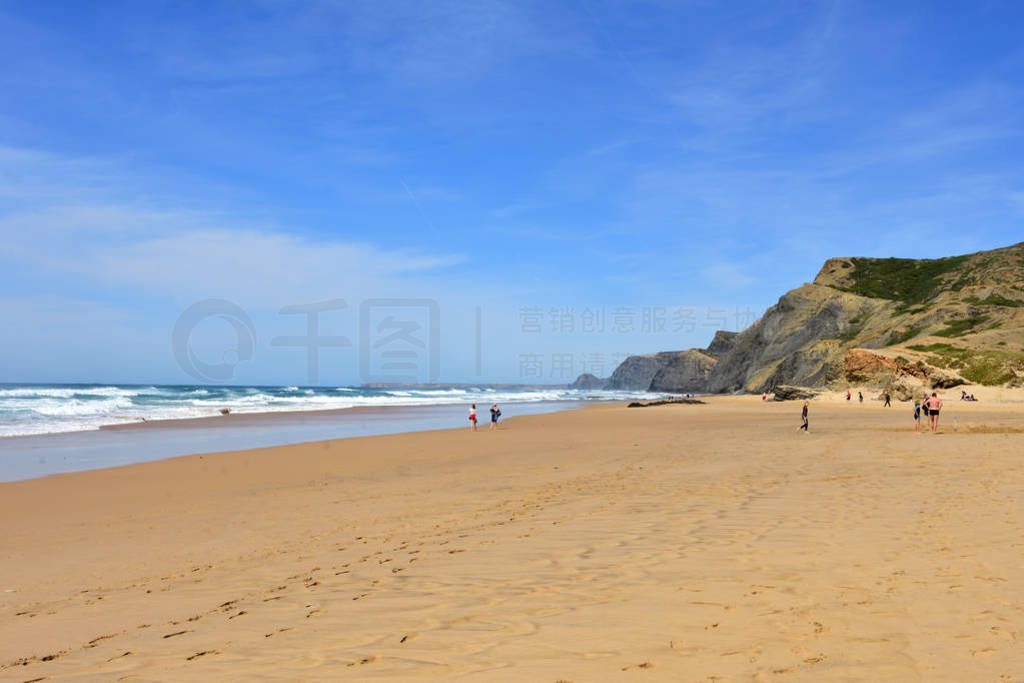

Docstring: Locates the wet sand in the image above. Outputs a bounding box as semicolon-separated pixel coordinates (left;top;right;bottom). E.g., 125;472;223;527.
1;397;1021;680
0;401;584;483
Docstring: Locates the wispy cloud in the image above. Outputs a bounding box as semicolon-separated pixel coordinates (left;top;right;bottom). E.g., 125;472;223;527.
0;145;464;308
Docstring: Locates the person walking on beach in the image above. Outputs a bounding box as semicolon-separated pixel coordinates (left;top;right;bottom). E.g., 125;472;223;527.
489;403;501;430
858;391;863;404
883;392;892;407
797;401;809;432
468;404;478;432
913;400;921;433
846;390;851;401
925;392;943;433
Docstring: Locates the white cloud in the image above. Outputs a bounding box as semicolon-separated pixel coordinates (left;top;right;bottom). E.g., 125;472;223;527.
1;207;463;307
0;145;465;309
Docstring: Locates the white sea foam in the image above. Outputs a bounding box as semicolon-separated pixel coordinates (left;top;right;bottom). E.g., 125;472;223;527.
0;384;663;438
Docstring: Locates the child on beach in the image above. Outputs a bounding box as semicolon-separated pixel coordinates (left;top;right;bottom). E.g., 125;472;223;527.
913;400;921;433
489;404;501;430
469;404;478;432
797;401;809;432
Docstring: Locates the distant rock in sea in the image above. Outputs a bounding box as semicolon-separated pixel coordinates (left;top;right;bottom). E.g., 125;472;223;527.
569;373;609;390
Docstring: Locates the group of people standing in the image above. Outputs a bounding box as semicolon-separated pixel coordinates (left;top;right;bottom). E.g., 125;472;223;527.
467;403;501;432
915;393;944;433
799;390;947;434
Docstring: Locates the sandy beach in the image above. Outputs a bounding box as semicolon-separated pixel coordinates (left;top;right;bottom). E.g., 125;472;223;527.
1;397;1021;681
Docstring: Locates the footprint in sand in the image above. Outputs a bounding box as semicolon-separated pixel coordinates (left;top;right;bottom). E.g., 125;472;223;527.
217;599;240;612
84;633;119;648
621;661;654;671
163;630;190;639
347;655;377;667
265;627;293;638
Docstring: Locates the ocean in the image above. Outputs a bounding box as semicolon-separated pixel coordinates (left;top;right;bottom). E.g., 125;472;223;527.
0;383;648;439
0;384;658;482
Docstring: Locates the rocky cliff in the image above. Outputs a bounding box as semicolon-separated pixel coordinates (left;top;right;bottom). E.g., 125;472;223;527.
706;241;1024;392
604;242;1024;394
604;351;685;391
648;350;718;393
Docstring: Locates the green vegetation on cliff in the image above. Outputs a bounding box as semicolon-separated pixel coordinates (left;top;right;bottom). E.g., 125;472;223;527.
965;293;1024;307
933;315;990;338
909;343;1024;385
840;254;971;304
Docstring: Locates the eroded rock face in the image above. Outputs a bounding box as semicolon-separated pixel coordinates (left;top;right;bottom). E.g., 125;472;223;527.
648;350;717;393
605;242;1024;394
705;284;888;393
605;352;682;391
706;331;739;356
844;349;927;384
882;376;924;401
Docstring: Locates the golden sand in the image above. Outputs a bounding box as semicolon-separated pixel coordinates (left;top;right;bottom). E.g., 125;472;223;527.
1;397;1021;680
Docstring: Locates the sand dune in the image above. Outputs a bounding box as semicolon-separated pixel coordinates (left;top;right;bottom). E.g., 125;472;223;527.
1;397;1021;680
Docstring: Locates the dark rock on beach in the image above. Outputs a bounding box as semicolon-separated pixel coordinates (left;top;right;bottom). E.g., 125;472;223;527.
627;398;707;407
771;385;818;401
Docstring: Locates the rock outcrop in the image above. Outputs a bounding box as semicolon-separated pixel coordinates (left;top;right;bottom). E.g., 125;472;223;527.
772;385;818;401
569;373;608;390
702;242;1024;392
605;352;683;391
605;242;1024;393
705;330;739;356
843;349;927;384
648;350;718;393
704;284;887;393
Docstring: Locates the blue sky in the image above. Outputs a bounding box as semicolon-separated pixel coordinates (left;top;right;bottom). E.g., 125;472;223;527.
1;0;1022;385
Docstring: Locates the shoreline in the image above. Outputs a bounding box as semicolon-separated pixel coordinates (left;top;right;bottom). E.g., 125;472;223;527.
0;399;594;484
3;383;1019;484
93;398;587;432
